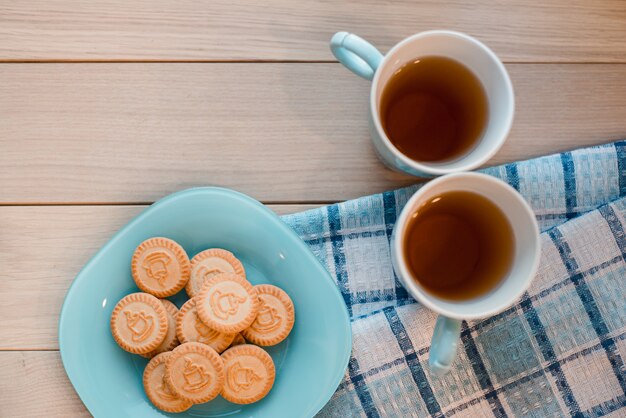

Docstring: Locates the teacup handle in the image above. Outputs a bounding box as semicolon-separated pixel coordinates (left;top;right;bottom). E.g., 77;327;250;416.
330;32;383;81
429;316;462;376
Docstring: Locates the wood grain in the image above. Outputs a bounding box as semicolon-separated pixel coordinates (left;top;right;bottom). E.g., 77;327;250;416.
0;205;319;350
0;351;90;417
1;0;625;62
1;63;625;204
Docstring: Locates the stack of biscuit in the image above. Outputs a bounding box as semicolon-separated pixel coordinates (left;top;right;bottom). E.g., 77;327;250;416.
110;237;295;413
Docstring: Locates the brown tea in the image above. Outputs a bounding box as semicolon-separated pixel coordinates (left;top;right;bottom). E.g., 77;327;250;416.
403;190;514;301
380;56;488;162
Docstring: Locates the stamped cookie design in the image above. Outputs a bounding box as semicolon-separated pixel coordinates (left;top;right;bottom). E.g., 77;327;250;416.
132;237;191;297
242;284;295;346
220;344;275;404
196;274;260;334
142;299;180;358
176;298;235;353
143;352;193;413
110;293;168;354
186;249;246;298
164;342;225;404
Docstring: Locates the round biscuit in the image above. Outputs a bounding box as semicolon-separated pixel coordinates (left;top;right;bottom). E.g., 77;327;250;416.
143;352;193;413
196;273;260;334
220;344;275;404
110;292;168;354
242;284;294;346
176;298;235;353
186;248;246;298
131;237;191;297
164;342;225;404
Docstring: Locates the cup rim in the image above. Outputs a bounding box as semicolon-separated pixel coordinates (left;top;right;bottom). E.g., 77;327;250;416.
392;172;541;320
370;30;515;176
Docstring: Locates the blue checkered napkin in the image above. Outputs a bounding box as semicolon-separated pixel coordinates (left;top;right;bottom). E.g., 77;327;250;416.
280;141;626;417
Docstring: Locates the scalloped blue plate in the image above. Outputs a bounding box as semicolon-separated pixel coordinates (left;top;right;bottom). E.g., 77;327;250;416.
59;188;351;417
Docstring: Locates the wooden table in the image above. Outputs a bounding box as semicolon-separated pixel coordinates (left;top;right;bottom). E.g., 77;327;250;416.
1;1;625;416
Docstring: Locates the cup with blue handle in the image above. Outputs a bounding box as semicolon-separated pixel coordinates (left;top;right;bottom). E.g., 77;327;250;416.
391;172;541;375
330;30;514;177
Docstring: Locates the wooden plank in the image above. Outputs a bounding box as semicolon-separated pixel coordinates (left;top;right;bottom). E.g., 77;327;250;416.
1;63;625;204
0;351;90;417
1;0;625;62
0;205;319;350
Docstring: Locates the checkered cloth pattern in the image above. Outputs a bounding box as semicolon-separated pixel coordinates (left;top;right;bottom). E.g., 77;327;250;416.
281;141;626;417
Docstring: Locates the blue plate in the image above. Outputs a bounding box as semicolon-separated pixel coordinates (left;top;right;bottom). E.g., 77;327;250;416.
59;188;351;417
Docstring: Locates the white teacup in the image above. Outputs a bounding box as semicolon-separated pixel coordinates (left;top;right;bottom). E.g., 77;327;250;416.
391;172;540;375
330;30;514;177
